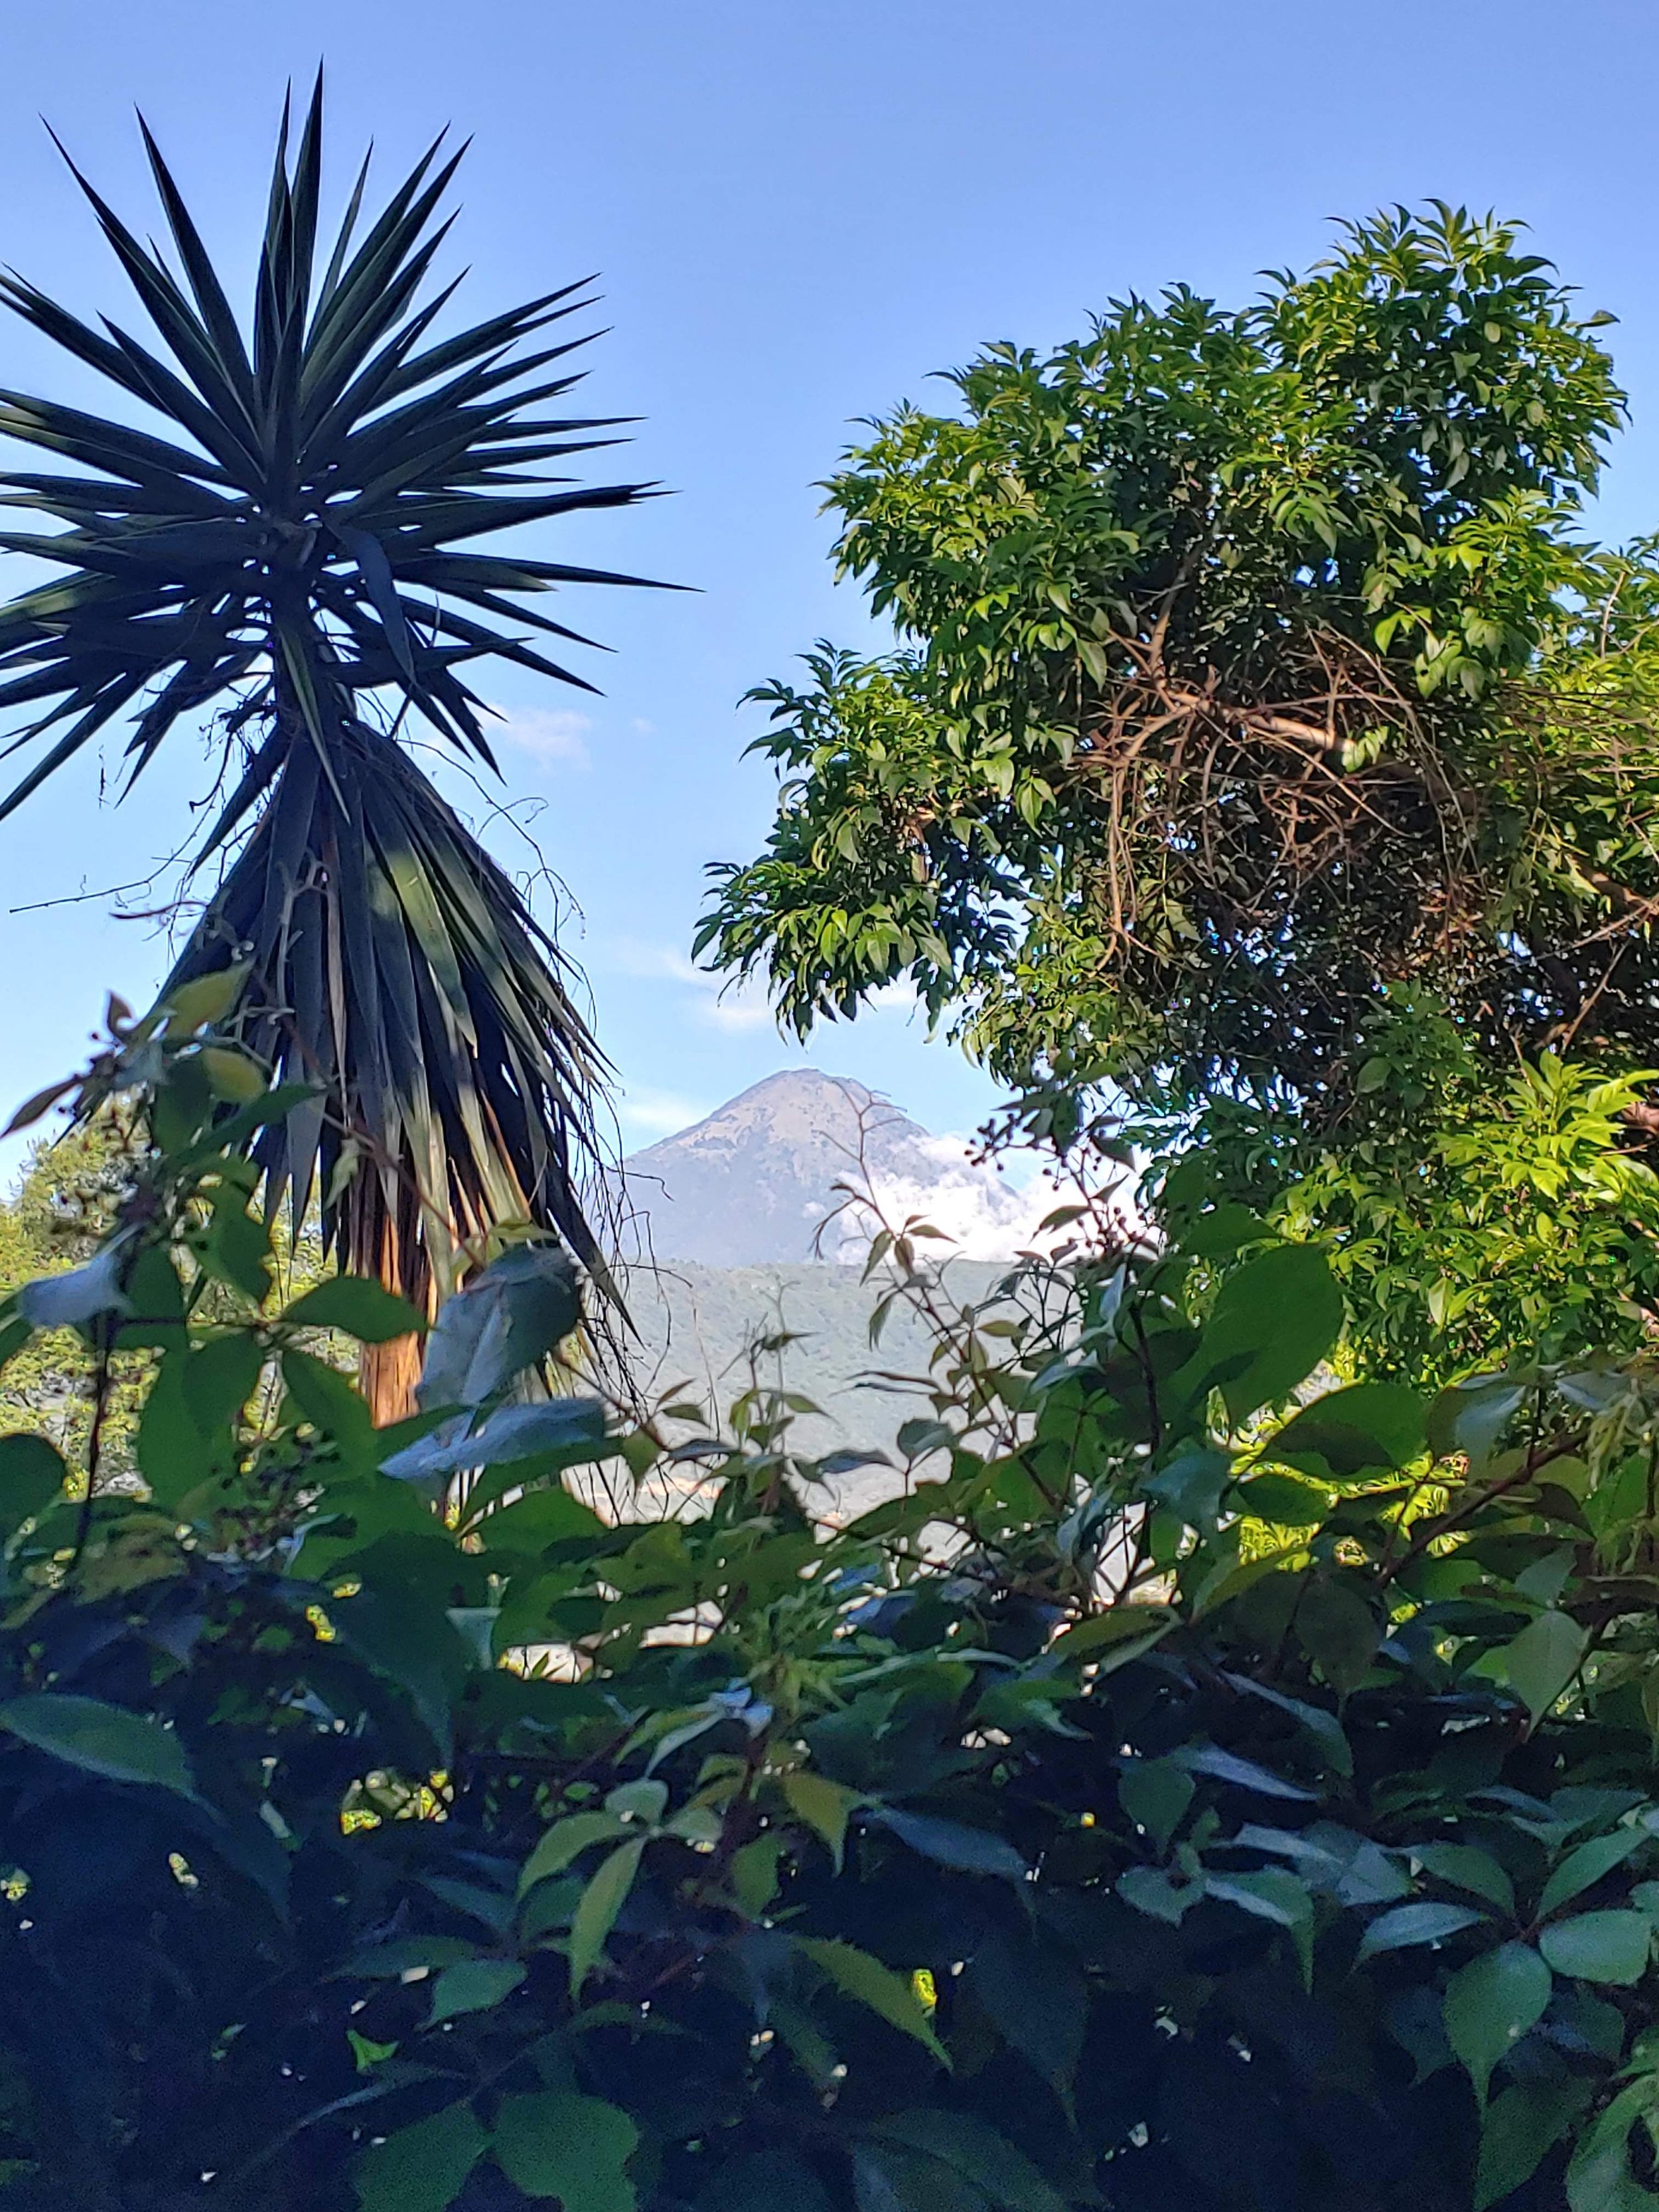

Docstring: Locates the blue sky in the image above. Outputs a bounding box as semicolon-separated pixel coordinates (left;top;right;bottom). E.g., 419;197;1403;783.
0;0;1656;1175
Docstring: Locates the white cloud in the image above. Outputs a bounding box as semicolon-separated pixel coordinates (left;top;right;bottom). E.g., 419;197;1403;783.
488;705;593;769
612;940;777;1033
816;1133;1120;1265
618;1084;710;1140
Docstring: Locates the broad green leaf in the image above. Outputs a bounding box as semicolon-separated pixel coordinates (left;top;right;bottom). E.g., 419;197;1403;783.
1263;1381;1427;1482
1443;1942;1553;2103
493;2088;637;2212
0;1434;67;1524
1050;1605;1175;1665
1539;1827;1650;1919
1476;2078;1593;2211
873;1807;1027;1885
782;1769;863;1873
1173;1744;1316;1801
569;1836;645;1994
428;1957;525;2024
1189;1244;1343;1422
1504;1610;1589;1724
1356;1901;1486;1960
794;1937;949;2065
417;1244;580;1410
470;1483;607;1551
0;1692;194;1796
605;1779;669;1825
1142;1445;1232;1530
353;2101;487;2212
283;1276;427;1343
1415;1842;1516;1918
1118;1865;1203;1924
1566;2078;1659;2212
1540;1910;1653;1984
968;1931;1086;2098
281;1348;378;1463
494;2090;638;2211
182;1331;266;1436
138;1352;209;1505
731;1833;788;1918
343;1936;482;1978
1232;1470;1329;1527
1118;1757;1196;1850
1295;1574;1381;1694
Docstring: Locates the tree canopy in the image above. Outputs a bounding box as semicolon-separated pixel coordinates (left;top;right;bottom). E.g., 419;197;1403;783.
701;206;1659;1124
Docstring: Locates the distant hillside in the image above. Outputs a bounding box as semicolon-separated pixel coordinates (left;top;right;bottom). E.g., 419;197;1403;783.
621;1256;1010;1513
619;1069;1048;1268
610;1070;1069;1503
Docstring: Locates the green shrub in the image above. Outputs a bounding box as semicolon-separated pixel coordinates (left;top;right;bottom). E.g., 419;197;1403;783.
0;1003;1655;2209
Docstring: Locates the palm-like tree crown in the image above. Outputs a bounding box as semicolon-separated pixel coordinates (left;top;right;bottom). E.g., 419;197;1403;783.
0;78;658;1361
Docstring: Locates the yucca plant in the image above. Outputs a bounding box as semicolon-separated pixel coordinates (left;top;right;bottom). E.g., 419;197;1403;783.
0;79;657;1416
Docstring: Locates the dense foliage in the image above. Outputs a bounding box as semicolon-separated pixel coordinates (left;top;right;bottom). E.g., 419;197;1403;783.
0;79;658;1408
0;1005;1658;2208
699;204;1659;1378
703;205;1652;1096
1149;1005;1659;1388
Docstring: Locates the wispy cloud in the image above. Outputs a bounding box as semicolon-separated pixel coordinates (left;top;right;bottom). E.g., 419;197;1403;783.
618;1084;710;1140
612;940;776;1033
488;705;593;769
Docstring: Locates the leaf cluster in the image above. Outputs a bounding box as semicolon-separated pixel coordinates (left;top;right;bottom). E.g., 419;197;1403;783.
700;204;1659;1122
0;1037;1655;2207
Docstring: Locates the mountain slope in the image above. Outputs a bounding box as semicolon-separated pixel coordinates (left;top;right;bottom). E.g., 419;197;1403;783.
622;1257;1009;1507
619;1069;1038;1267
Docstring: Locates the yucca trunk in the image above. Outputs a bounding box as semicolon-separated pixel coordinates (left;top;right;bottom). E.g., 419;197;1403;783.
164;688;613;1425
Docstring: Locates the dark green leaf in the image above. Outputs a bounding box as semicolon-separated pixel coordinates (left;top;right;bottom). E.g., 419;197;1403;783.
1443;1942;1553;2102
0;1433;67;1524
794;1937;949;2065
1475;2077;1593;2211
1539;1911;1652;1984
1264;1382;1426;1482
1189;1244;1344;1421
569;1836;645;1994
352;2101;487;2212
0;1691;194;1795
1504;1610;1589;1724
872;1808;1028;1885
1539;1827;1650;1919
869;2112;1067;2212
427;1957;524;2024
283;1277;426;1343
494;2090;638;2212
1357;1901;1486;1960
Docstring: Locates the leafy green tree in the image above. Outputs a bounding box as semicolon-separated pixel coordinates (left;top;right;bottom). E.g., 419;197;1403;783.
0;1096;333;1467
0;79;656;1416
700;204;1659;1378
1156;1007;1659;1386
